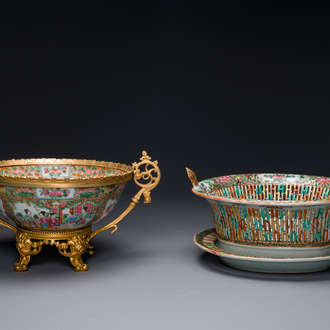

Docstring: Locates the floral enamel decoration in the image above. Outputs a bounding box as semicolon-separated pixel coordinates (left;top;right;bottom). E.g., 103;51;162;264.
0;152;160;272
0;166;40;177
36;188;74;199
187;169;330;273
41;165;70;178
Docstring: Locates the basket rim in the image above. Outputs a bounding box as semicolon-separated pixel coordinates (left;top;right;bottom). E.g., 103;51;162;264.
192;172;330;206
0;158;133;187
192;189;330;206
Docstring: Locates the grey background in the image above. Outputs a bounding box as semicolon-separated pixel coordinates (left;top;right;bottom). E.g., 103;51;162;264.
1;194;330;330
1;1;330;329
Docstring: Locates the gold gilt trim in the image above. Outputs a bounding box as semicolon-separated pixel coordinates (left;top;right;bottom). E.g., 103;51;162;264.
17;226;92;240
186;167;198;187
15;226;94;271
0;158;133;187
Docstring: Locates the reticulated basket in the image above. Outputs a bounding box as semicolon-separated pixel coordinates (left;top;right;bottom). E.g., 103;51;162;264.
187;170;330;258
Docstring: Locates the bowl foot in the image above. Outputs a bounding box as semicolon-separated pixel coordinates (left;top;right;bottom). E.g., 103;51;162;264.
14;227;93;272
14;256;31;272
70;256;89;272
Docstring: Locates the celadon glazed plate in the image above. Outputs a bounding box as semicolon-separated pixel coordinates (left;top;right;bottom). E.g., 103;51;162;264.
194;228;330;273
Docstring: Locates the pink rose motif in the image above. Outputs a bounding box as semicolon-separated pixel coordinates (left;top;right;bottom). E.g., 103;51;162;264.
42;189;50;196
59;201;67;208
273;175;285;180
219;176;231;183
49;189;64;197
17;187;32;192
318;178;330;185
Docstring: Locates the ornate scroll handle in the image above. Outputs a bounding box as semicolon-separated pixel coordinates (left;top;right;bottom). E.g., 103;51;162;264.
90;151;160;239
186;168;198;187
0;219;17;234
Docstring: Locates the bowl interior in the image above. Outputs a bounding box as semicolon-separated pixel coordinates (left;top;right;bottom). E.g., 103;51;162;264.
0;158;134;187
0;164;127;179
195;173;330;202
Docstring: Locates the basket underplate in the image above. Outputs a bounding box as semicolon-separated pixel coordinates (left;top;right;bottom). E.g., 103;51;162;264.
194;228;330;273
218;238;330;258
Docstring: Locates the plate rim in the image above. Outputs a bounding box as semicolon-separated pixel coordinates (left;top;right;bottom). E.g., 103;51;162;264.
194;228;330;263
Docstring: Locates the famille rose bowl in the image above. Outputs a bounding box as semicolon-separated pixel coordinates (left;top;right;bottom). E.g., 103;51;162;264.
0;160;132;231
0;151;160;272
187;169;330;271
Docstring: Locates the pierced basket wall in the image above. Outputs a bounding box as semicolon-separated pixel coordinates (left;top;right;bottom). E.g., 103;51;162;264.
192;173;330;247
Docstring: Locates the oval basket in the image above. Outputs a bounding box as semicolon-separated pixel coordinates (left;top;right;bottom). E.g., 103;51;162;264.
189;172;330;249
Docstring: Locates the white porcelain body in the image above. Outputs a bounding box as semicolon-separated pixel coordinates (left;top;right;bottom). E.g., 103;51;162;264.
219;254;330;273
218;239;330;258
194;228;330;273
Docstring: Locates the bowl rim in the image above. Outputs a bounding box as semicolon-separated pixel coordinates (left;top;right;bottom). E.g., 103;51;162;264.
0;158;133;187
192;172;330;206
